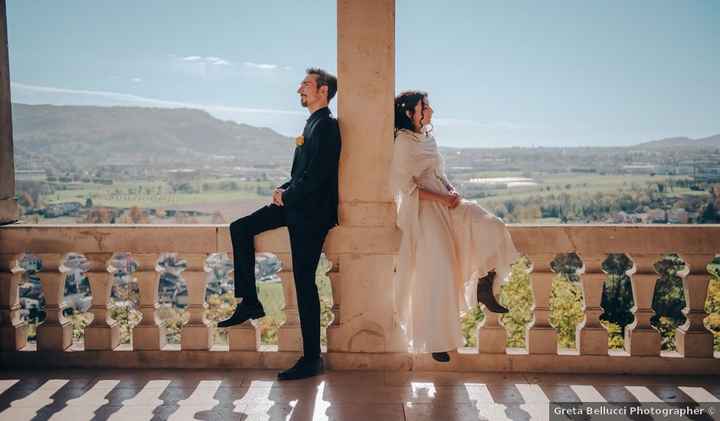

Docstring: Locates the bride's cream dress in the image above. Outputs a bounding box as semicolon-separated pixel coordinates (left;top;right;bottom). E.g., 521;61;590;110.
390;128;521;353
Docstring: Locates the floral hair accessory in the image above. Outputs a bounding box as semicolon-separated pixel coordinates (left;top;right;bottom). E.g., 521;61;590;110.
295;135;304;146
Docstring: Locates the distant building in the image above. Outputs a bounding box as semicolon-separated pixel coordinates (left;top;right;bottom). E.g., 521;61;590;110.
668;209;689;224
44;202;83;218
15;169;46;180
621;164;656;174
646;209;666;223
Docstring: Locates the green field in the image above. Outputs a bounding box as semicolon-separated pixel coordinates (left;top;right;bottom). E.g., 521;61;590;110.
474;174;701;204
42;178;276;208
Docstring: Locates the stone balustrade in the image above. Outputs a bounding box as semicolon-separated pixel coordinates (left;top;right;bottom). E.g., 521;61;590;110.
0;223;719;375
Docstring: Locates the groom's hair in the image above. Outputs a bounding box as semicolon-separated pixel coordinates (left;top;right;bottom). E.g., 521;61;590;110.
307;68;338;102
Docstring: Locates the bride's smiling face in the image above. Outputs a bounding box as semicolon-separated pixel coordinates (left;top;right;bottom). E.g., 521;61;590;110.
407;96;433;131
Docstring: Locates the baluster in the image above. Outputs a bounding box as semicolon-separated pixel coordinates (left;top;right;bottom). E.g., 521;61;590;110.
527;254;556;354
676;256;714;357
626;255;661;356
0;254;28;350
36;255;72;351
181;268;211;350
579;255;608;355
133;256;162;350
85;253;127;350
206;252;256;351
278;271;302;351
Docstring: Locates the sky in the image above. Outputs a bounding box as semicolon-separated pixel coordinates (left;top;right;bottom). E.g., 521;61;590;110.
6;1;720;148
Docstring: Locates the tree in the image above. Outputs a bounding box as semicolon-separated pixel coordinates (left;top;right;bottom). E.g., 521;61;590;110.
18;192;34;208
211;211;225;224
129;206;147;223
85;207;112;223
700;202;720;223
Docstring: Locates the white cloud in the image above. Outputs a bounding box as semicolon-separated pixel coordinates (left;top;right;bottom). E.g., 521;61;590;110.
433;117;539;130
181;55;230;65
10;81;309;136
10;81;302;115
243;62;278;70
131;77;142;83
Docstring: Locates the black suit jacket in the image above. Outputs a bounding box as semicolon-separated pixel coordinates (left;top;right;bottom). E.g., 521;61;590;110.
279;107;341;229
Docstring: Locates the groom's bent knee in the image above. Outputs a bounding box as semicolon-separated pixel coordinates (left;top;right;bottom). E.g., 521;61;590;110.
229;217;250;237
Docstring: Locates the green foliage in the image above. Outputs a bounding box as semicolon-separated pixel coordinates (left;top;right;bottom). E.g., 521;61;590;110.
704;257;720;351
460;305;484;348
75;254;720;355
256;282;286;345
602;321;626;349
499;258;534;348
204;292;236;344
109;305;142;344
549;276;585;349
67;312;93;343
459;257;534;348
651;254;688;351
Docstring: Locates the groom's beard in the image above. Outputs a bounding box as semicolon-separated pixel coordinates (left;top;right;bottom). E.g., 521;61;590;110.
300;96;308;107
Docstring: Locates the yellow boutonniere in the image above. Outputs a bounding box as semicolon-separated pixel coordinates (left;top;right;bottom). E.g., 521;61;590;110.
295;135;304;146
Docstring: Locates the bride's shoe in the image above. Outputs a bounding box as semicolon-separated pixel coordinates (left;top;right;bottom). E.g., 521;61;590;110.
431;352;450;362
477;270;509;313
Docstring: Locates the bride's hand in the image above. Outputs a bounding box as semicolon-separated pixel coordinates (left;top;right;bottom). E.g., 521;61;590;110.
446;191;461;209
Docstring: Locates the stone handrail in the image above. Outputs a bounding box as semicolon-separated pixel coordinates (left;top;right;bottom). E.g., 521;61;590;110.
0;223;718;374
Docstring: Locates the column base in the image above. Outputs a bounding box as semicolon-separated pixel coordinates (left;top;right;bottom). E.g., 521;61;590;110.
628;328;662;356
676;329;714;358
133;325;165;350
478;326;508;354
0;323;27;351
84;322;121;350
228;322;258;351
278;325;302;352
579;327;609;356
37;321;72;351
527;327;557;354
181;324;212;350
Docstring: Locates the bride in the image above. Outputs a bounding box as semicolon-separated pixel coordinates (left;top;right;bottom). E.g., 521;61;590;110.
390;90;521;362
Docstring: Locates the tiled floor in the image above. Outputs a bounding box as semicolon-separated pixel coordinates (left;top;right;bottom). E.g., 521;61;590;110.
0;368;718;420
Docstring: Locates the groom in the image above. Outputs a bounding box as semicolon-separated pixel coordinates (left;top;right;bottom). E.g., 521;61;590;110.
218;68;341;381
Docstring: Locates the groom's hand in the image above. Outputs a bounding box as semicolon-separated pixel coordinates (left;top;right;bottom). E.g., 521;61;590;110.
272;188;285;206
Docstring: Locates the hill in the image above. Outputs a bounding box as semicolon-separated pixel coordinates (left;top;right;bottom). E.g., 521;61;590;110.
632;134;720;149
11;103;295;166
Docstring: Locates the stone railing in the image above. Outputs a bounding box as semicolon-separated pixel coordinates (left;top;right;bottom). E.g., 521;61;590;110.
0;224;718;374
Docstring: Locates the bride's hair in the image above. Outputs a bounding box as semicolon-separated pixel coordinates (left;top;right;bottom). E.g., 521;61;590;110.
394;90;428;137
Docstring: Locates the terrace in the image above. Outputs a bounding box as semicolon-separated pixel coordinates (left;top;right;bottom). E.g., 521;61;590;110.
1;1;719;420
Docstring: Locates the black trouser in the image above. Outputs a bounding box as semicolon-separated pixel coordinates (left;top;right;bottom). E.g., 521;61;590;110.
229;204;329;358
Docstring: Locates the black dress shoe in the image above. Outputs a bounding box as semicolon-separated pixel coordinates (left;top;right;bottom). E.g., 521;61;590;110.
217;302;265;328
277;356;324;381
432;352;451;362
477;271;509;313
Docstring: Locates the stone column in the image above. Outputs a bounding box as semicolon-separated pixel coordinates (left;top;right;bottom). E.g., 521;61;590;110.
477;311;507;354
36;270;72;351
180;270;211;350
0;0;19;224
277;271;302;351
527;271;557;354
0;259;27;350
133;270;163;350
84;272;121;350
676;273;713;358
626;261;661;356
578;272;609;355
328;0;399;353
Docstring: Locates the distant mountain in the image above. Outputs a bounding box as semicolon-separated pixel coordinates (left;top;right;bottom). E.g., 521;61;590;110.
11;103;295;165
632;134;720;149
